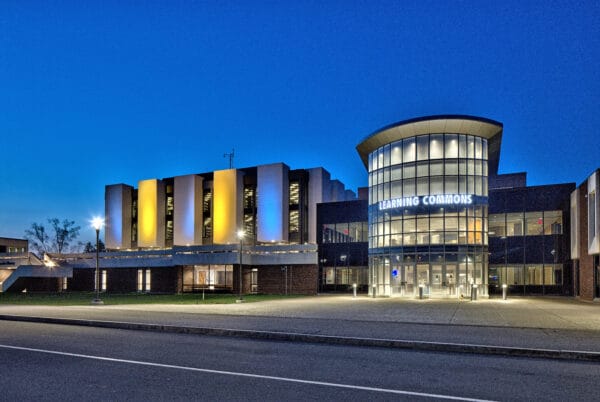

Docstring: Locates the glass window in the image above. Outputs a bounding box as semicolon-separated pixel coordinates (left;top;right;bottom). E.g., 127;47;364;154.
445;134;458;158
403;179;415;197
430;134;444;159
417;135;429;160
445;176;458;193
458;135;467;158
507;265;524;285
403;138;415;163
589;192;596;242
544;210;563;234
525;212;544;236
445;216;458;231
383;144;391;166
390;220;402;234
459;159;467;175
482;140;488;160
506;213;523;236
475;137;482;159
391;141;402;165
430;217;444;231
391;166;402;181
416;162;429;177
445;160;458;175
467;136;475;158
430;176;444;194
368;153;374;172
488;214;505;237
403;163;415;179
430;160;444;176
391;181;402;198
403;218;416;233
417;177;429;196
526;265;543;285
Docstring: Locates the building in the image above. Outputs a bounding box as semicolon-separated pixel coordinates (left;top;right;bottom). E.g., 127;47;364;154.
571;169;600;300
356;115;501;298
1;116;596;300
317;198;368;293
56;163;355;295
488;176;574;296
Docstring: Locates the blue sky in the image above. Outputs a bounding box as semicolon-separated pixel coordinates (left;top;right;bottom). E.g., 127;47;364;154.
1;0;598;242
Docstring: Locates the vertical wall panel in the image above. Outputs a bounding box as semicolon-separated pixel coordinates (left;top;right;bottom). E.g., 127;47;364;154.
570;190;580;259
105;184;133;250
137;179;165;248
174;175;203;246
257;163;289;242
213;169;244;244
588;172;600;254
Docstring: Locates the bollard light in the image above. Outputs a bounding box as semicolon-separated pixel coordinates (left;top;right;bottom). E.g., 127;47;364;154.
352;283;357;298
502;283;508;300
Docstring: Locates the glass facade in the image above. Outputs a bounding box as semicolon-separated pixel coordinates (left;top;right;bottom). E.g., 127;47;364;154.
366;133;490;298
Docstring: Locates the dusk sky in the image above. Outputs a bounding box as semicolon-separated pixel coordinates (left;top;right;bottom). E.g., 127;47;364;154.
1;1;598;243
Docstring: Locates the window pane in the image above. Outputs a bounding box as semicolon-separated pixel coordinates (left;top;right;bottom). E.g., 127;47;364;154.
506;213;523;236
475;137;482;159
445;134;458;158
403;138;415;162
544;210;563;234
403;163;415;179
417;177;429;196
459;135;467;158
488;214;505;237
391;166;402;181
403;179;415;197
430;176;444;194
430;160;444;176
430;134;444;159
391;141;402;165
525;212;544;235
417;135;429;160
417;162;429;177
446;176;458;193
391;181;402;198
467;136;475;158
445;160;458;175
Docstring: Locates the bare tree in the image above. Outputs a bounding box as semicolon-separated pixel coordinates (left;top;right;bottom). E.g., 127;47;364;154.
25;218;81;255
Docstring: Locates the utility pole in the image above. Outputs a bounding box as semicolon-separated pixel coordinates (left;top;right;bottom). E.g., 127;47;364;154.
224;149;235;169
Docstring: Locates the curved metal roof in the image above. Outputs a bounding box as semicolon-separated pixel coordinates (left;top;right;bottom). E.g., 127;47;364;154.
356;115;503;175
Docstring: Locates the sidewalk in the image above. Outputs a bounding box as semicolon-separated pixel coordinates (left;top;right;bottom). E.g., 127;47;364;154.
1;295;599;361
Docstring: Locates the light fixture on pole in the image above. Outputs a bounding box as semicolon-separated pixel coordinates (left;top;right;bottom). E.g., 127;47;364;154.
91;217;104;305
237;229;245;303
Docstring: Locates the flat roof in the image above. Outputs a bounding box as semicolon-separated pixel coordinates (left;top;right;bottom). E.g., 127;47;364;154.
356;115;503;174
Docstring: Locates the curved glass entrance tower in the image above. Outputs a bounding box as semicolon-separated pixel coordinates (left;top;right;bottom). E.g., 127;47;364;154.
356;115;503;298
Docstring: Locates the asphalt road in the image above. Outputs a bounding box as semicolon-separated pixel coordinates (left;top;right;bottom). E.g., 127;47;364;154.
0;321;598;401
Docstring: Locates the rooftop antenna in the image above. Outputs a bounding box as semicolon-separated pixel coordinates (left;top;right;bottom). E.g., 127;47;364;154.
224;148;235;169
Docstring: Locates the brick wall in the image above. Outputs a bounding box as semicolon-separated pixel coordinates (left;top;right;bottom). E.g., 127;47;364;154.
254;265;318;295
578;187;595;301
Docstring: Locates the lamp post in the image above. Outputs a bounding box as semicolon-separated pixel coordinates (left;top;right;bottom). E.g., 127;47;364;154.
237;230;245;303
91;217;104;305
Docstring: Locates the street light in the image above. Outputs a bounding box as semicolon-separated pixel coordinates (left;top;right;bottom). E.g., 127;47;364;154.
237;230;245;303
91;217;104;305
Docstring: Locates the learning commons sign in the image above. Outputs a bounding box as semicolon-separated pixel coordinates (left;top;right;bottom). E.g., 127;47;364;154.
378;194;473;211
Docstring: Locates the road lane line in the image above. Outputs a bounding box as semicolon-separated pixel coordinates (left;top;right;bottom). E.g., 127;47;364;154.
0;343;495;402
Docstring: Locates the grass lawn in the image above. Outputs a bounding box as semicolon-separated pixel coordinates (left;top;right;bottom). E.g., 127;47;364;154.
0;292;304;306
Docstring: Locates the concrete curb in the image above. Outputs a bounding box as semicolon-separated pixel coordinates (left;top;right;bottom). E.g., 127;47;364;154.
1;314;599;363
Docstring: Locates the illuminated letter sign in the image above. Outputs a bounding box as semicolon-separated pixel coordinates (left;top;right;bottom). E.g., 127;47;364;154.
378;194;474;211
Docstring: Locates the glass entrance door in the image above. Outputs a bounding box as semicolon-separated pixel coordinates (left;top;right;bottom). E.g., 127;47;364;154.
446;264;457;296
404;265;415;296
417;264;429;296
431;265;443;294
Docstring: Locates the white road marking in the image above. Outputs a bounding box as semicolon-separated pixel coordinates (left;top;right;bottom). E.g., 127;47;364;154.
0;343;495;401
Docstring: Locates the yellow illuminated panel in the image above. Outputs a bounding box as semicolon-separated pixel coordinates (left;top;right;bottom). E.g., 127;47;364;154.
138;179;158;247
213;169;238;244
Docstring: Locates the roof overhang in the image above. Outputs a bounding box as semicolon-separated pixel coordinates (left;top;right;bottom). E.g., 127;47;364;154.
356;115;503;175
